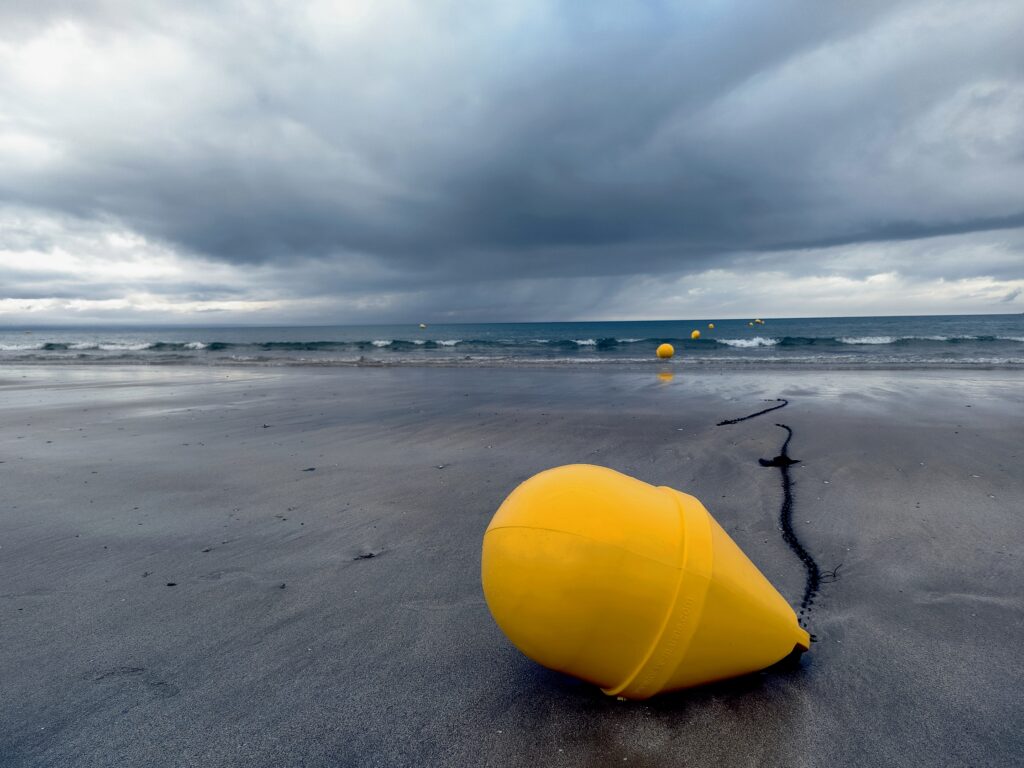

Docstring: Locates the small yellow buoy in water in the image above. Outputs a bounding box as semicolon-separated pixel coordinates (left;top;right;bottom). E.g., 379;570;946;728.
708;323;715;330
690;330;701;340
748;322;754;327
656;343;674;359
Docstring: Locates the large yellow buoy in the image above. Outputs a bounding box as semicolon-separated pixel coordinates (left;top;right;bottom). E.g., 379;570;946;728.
708;323;715;330
482;465;810;699
656;343;674;359
690;330;701;340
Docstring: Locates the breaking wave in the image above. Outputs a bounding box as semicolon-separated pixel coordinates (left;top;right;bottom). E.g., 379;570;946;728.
718;337;780;348
838;336;897;345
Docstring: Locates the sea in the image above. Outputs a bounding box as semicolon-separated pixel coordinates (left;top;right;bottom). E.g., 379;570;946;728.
1;315;1022;368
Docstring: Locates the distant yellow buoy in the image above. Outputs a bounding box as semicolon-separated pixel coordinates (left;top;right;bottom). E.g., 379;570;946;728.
748;322;754;327
656;343;674;359
708;323;715;330
755;319;764;325
690;330;701;340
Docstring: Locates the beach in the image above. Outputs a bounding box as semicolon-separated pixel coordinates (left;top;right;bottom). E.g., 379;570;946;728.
1;364;1021;767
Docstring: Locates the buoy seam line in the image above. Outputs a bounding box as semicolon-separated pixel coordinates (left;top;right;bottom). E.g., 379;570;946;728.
716;398;789;426
604;491;713;698
766;423;822;627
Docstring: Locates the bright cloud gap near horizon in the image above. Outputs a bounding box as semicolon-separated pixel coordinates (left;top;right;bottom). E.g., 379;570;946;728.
1;1;1022;325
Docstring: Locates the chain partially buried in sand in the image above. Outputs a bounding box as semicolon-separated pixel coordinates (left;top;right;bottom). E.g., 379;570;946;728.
716;398;788;426
758;424;820;626
717;400;826;629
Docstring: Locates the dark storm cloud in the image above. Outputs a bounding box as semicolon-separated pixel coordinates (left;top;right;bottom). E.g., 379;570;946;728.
1;0;1023;320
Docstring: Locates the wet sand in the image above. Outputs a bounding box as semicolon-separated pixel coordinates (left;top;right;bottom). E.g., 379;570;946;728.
1;365;1021;767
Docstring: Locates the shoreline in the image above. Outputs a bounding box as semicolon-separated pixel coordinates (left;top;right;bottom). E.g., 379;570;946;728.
2;358;1024;371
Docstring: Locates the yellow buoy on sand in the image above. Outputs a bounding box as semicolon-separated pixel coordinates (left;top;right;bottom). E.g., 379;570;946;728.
656;343;674;359
690;330;701;340
482;465;811;699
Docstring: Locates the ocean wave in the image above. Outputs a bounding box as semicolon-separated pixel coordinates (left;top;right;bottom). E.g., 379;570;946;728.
101;343;152;351
902;334;979;342
838;336;897;345
0;334;1019;354
834;335;1010;345
0;342;46;351
718;337;780;348
1;353;1020;369
253;341;334;350
2;327;1022;367
40;341;157;351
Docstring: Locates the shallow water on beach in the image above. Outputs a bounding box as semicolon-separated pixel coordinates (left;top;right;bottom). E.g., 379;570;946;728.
1;314;1022;367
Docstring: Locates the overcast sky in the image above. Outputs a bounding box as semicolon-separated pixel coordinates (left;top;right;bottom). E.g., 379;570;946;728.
1;0;1022;324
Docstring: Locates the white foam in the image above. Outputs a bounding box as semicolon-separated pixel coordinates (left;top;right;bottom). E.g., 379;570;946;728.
412;340;426;345
838;336;896;345
718;337;779;348
617;338;642;343
69;342;99;350
437;339;461;346
0;342;44;351
998;336;1024;342
905;335;975;341
573;339;597;346
371;340;392;347
184;341;208;350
